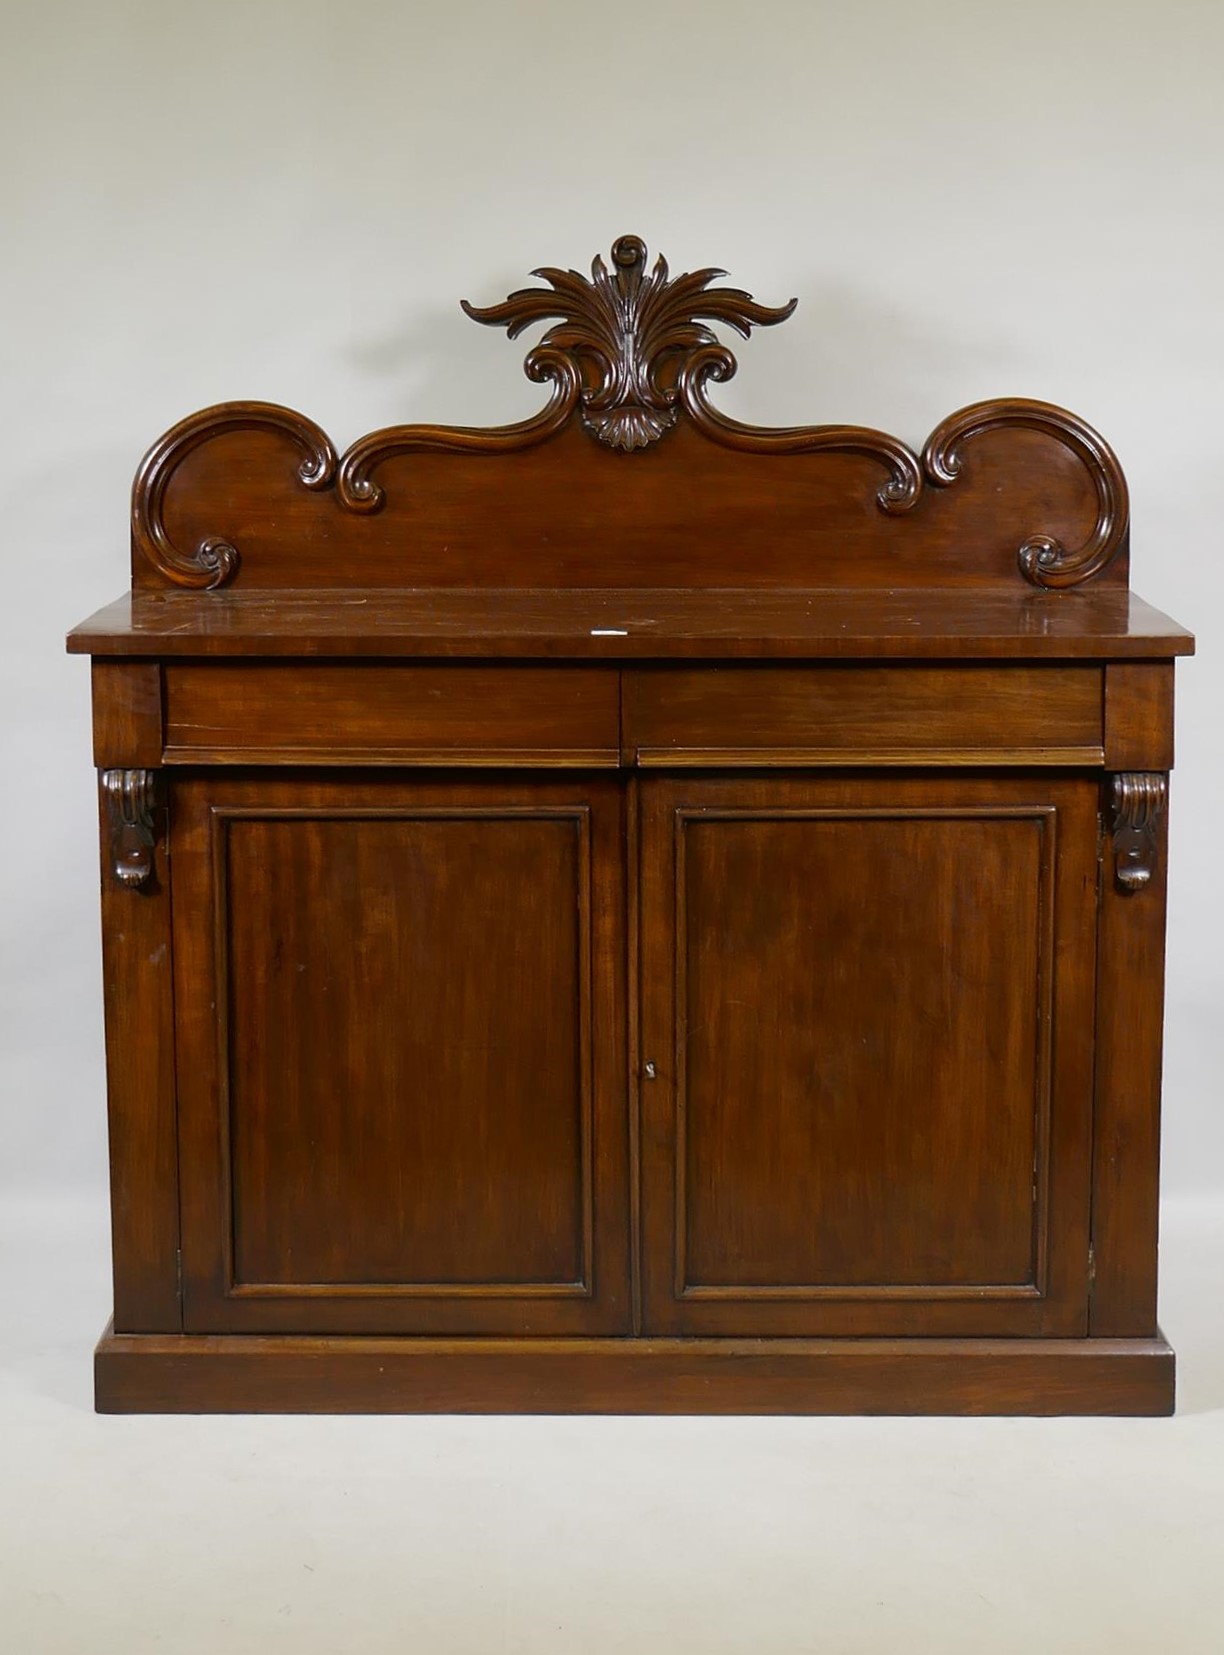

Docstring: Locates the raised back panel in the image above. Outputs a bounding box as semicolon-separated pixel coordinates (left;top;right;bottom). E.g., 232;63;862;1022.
131;236;1130;596
224;811;588;1290
680;810;1048;1290
144;418;1114;592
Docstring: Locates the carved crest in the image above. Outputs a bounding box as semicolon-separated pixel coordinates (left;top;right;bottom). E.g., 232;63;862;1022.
461;234;797;451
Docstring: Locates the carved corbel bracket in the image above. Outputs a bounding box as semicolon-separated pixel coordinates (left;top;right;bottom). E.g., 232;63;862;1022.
102;769;158;890
1110;773;1167;892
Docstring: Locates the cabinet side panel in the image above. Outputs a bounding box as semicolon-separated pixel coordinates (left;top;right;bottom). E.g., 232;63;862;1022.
1104;664;1174;770
1091;787;1169;1335
97;779;181;1332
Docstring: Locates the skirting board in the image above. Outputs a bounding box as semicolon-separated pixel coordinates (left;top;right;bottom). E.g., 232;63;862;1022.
95;1326;1176;1416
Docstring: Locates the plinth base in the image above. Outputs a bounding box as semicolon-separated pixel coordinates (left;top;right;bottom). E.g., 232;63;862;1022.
95;1325;1176;1416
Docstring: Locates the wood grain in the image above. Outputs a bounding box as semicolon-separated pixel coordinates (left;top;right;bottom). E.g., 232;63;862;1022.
1104;661;1175;769
163;663;620;765
91;660;162;766
624;664;1102;764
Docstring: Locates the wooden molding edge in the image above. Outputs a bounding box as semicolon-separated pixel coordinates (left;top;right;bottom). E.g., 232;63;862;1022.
633;745;1106;769
95;1327;1175;1416
161;745;622;769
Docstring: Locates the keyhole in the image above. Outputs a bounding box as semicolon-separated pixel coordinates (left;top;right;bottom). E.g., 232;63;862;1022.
644;1061;657;1080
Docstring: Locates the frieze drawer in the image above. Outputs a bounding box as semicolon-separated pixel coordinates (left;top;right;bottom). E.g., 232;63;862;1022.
623;664;1104;766
163;663;622;765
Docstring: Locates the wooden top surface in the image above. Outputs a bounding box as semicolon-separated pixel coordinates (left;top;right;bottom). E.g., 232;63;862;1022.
67;586;1194;661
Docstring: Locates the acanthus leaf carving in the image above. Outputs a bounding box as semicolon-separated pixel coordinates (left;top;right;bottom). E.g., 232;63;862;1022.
461;234;798;452
1110;772;1167;893
102;768;158;890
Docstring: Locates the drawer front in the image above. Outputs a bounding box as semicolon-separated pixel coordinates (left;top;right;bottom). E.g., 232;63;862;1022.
164;664;621;765
624;665;1103;766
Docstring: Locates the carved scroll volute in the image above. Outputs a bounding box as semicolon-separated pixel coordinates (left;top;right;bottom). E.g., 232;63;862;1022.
102;769;158;890
676;343;923;514
336;347;582;512
461;234;798;452
923;399;1129;589
1111;773;1168;892
131;402;338;589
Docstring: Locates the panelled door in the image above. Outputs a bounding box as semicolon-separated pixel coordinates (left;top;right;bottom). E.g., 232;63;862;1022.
638;772;1099;1338
173;772;630;1335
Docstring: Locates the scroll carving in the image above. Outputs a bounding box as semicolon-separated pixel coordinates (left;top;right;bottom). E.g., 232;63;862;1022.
461;234;797;452
102;769;158;890
336;347;581;511
1110;773;1167;892
676;345;923;513
923;399;1129;589
132;403;337;590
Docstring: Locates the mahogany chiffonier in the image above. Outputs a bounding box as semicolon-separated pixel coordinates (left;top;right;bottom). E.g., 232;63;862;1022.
68;237;1193;1415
